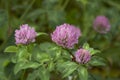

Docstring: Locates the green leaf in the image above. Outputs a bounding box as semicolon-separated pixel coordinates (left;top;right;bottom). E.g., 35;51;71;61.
34;53;51;63
27;70;38;80
88;48;100;55
4;46;18;53
0;54;11;80
63;66;77;78
54;49;62;60
27;66;50;80
83;43;90;50
17;48;30;62
39;42;62;60
37;32;48;36
83;43;100;55
39;42;58;52
47;61;54;71
57;61;78;78
60;49;71;60
14;62;41;74
89;56;107;67
38;66;50;80
11;55;17;63
90;49;100;55
78;66;88;80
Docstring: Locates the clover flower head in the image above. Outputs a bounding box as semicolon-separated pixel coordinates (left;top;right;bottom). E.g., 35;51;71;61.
15;24;37;45
51;23;81;49
93;16;110;34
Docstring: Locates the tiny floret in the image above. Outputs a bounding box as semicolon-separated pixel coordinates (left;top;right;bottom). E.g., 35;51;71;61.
75;48;91;64
93;16;110;34
51;23;81;49
15;24;37;45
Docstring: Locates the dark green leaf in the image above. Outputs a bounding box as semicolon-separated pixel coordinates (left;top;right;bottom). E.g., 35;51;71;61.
17;48;30;62
0;54;11;80
27;66;50;80
47;61;54;71
39;42;58;52
27;70;39;80
89;56;107;66
14;62;41;74
39;66;50;80
78;66;88;80
34;52;51;63
57;61;78;78
39;42;62;60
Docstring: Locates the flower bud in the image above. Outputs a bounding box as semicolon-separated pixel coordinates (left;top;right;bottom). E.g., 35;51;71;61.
75;48;91;64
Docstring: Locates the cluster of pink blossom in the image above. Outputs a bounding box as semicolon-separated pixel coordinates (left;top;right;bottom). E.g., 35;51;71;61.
51;23;91;64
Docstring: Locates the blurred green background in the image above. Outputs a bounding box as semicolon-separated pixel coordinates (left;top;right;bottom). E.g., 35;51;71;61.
0;0;120;80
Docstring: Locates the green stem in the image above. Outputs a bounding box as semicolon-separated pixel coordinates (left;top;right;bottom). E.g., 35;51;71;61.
82;5;88;37
66;49;75;59
26;45;32;61
6;0;10;28
103;0;120;11
20;0;36;21
21;70;25;80
61;0;69;10
5;0;10;38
